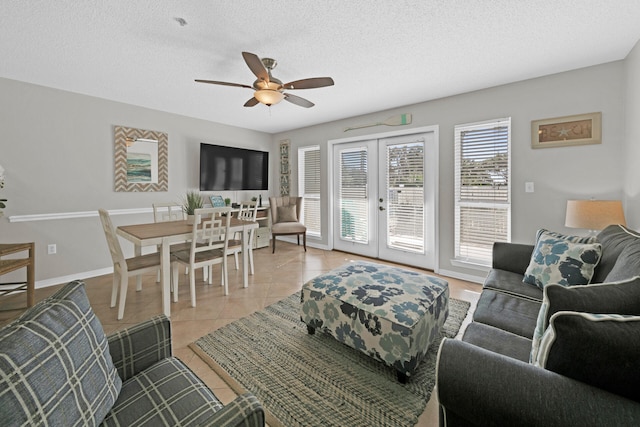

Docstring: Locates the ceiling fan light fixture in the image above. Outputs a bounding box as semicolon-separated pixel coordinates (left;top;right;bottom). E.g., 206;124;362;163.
254;89;284;106
196;51;334;109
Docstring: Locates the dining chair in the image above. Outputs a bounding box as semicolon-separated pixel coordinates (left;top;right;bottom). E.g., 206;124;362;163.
269;196;306;253
152;202;191;284
152;202;186;222
98;208;177;320
171;207;237;307
228;201;259;274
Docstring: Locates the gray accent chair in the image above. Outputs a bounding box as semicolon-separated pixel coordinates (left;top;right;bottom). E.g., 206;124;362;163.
0;280;265;426
269;196;306;253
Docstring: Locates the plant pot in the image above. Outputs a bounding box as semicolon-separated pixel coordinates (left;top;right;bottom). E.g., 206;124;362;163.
186;214;196;224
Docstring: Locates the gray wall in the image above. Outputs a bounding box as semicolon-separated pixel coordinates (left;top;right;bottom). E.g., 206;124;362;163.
0;78;274;284
0;57;633;286
272;61;627;281
624;39;640;229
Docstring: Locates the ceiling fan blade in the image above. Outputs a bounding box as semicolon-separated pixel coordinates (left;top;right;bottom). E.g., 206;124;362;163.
283;77;335;90
195;79;252;89
244;97;260;107
284;93;314;108
242;52;269;82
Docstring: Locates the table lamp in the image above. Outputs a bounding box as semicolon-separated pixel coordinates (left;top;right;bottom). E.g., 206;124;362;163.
565;199;626;235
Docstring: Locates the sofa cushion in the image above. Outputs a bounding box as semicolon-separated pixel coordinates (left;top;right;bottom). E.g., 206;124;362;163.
604;240;640;282
530;277;640;362
271;221;306;233
473;290;541;339
483;269;543;302
491;242;535;275
462;322;533;362
102;357;223;426
523;230;601;288
0;281;122;426
593;224;640;283
533;311;640;402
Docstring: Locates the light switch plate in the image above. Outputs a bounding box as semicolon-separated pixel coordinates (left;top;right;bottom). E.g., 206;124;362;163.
525;182;534;193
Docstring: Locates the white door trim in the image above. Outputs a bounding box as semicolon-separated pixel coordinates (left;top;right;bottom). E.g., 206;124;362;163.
327;125;440;271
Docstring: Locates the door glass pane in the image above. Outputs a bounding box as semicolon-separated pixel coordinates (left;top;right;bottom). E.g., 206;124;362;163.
339;148;368;243
386;142;424;253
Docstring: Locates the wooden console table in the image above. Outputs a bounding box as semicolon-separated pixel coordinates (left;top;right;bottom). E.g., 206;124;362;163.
0;242;35;307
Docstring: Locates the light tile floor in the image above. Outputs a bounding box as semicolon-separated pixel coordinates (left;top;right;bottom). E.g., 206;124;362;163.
0;242;481;426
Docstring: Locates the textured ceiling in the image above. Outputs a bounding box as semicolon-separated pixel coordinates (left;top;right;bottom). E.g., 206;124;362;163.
2;1;640;134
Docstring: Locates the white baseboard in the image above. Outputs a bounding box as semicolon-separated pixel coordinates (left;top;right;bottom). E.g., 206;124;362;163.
437;268;485;285
272;236;331;251
36;267;114;289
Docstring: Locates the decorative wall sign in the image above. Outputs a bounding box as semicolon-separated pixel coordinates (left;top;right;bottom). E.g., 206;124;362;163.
531;112;601;149
114;125;168;192
343;113;412;132
279;139;290;196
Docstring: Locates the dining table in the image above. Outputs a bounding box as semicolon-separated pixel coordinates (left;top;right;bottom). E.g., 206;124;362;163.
116;217;259;317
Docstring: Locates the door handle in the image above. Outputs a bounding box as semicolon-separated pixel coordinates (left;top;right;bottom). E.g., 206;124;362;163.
379;206;385;211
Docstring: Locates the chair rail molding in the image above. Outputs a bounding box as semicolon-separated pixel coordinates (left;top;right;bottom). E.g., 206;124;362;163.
8;207;153;223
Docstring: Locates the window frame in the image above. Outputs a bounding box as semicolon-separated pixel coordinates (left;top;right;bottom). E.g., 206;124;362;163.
454;118;512;267
298;145;321;238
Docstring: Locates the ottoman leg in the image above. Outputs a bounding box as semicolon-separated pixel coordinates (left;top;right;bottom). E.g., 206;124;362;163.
397;371;408;384
306;325;315;335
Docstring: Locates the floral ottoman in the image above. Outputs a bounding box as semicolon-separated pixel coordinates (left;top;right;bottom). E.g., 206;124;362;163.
300;261;449;382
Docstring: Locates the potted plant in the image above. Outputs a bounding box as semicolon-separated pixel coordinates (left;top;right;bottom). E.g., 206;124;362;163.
224;198;231;207
182;190;203;222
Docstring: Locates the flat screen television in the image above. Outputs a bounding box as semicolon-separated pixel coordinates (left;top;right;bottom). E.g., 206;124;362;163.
199;143;269;191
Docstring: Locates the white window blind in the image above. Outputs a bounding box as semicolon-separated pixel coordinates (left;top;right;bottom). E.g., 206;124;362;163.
454;118;511;265
386;142;424;253
298;146;321;236
339;147;368;243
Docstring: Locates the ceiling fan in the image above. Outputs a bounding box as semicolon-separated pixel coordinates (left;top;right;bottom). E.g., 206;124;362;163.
195;52;334;108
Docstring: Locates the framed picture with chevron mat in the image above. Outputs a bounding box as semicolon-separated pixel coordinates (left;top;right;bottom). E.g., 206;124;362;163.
114;125;168;192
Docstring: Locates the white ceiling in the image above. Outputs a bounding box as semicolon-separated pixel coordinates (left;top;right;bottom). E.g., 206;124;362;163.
2;1;640;134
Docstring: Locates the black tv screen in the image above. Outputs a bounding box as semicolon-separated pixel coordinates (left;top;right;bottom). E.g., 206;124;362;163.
199;143;269;191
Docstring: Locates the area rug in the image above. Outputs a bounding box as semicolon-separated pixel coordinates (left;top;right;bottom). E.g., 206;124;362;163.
190;292;470;427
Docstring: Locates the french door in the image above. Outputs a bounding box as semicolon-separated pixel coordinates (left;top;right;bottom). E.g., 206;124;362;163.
332;130;437;269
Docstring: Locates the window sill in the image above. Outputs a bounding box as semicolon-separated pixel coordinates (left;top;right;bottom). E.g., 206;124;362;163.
450;258;491;273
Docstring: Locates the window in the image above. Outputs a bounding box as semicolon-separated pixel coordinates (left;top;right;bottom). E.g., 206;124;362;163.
298;146;321;237
338;147;368;243
454;118;511;266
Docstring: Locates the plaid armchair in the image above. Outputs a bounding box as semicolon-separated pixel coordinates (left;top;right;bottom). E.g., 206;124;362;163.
0;281;265;427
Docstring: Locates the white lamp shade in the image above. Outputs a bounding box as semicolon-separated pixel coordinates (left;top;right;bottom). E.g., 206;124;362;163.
254;89;284;106
565;200;626;230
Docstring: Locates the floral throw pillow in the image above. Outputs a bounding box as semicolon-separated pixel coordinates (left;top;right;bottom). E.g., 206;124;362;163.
523;230;602;289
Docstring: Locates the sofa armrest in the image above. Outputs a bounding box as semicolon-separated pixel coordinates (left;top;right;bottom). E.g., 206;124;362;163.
437;338;640;427
491;242;534;274
202;393;265;427
107;315;172;382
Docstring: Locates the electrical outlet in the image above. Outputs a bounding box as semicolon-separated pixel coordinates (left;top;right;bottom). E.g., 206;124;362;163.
47;244;57;254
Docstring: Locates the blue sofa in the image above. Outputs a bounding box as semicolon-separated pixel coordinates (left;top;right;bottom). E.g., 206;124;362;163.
0;280;265;426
